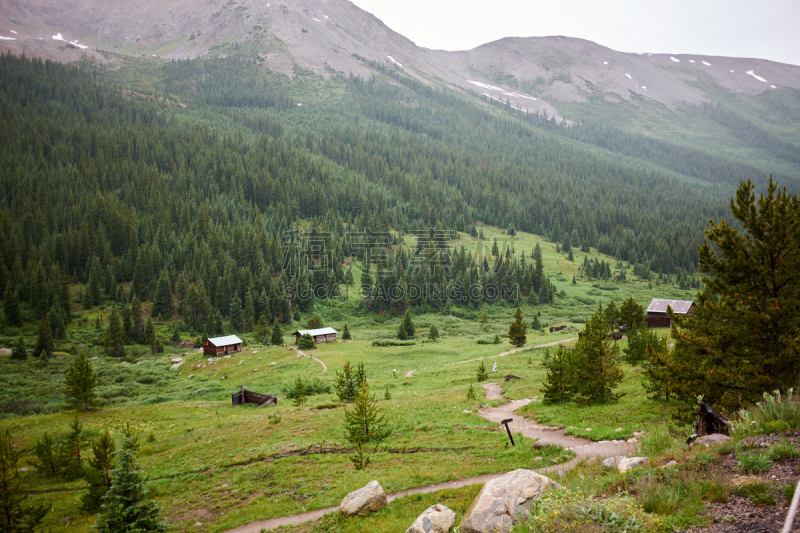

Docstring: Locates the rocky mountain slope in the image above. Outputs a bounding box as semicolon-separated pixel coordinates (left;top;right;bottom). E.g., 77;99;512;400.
3;0;800;124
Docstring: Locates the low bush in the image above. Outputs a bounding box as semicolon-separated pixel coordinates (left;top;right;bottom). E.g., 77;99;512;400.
283;377;331;399
769;438;800;461
371;339;416;347
732;480;776;505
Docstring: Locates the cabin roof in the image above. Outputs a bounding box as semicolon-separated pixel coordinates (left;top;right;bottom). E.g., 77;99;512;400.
207;335;244;347
647;299;694;314
293;327;338;337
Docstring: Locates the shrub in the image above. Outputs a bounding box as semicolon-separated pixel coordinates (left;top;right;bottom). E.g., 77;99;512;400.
283;377;331;399
476;362;488;382
371;339;415;347
640;482;683;515
297;333;316;350
699;479;729;503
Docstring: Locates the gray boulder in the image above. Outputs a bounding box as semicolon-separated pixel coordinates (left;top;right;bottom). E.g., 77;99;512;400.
692;434;731;447
460;469;559;533
405;504;457;533
602;456;647;472
340;480;387;517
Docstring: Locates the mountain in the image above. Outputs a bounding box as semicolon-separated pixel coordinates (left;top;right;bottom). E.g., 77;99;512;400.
3;0;800;127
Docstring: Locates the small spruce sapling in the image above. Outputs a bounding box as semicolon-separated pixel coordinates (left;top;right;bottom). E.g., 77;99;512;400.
61;352;98;411
466;383;477;400
80;430;116;513
0;429;50;532
477;361;488;382
428;324;439;341
342;323;352;340
94;436;166;533
343;383;391;470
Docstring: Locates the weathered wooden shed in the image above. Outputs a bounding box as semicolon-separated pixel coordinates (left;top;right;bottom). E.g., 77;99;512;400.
292;327;338;345
203;335;244;356
646;299;695;328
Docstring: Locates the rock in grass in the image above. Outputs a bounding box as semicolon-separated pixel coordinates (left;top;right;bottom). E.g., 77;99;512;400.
617;457;647;472
340;480;387;517
582;458;597;468
460;469;559;533
405;504;457;533
692;434;731;447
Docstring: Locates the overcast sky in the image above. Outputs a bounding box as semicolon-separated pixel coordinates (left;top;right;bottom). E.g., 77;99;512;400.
349;0;800;66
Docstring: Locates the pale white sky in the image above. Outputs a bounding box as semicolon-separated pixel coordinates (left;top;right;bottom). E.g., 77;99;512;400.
349;0;800;66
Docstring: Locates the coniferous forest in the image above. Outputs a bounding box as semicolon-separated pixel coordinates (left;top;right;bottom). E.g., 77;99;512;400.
0;51;793;339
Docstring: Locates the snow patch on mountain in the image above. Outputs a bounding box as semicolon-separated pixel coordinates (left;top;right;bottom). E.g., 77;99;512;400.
0;36;15;40
468;80;504;92
625;73;631;79
702;61;711;66
670;56;680;62
386;56;403;67
689;59;695;63
53;32;65;41
746;70;767;82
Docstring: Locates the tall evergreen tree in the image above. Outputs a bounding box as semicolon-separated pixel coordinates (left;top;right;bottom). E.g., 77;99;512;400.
94;436;166;533
2;290;21;328
32;318;54;358
671;178;800;413
229;292;244;333
401;310;415;338
144;318;156;354
62;352;97;411
0;429;49;533
541;346;575;404
9;337;27;361
572;303;624;405
150;271;173;319
104;308;125;358
343;383;391;470
80;430;116;513
508;307;527;347
270;320;283;346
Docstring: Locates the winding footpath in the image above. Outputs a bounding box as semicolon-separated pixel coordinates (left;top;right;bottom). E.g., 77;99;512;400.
290;346;327;374
223;341;632;533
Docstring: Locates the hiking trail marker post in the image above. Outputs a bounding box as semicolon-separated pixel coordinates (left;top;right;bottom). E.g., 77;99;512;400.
501;418;515;446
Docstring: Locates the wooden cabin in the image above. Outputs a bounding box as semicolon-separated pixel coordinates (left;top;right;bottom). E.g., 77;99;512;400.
293;327;338;345
203;335;244;356
646;299;695;328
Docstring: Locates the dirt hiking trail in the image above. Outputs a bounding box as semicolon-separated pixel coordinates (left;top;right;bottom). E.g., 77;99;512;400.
290;346;327;373
224;345;632;533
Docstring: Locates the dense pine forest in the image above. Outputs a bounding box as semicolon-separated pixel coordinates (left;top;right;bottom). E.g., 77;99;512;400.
0;51;783;337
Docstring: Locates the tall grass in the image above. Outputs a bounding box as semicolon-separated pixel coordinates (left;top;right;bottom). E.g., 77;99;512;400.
732;389;800;437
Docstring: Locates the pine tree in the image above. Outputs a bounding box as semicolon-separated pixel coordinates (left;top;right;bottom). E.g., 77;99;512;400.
297;333;315;350
0;429;49;533
343;383;391;470
59;416;84;481
476;361;488;382
466;383;477;400
428;324;439;341
47;298;66;340
243;289;255;333
144;317;156;354
62;352;97;411
94;436;166;533
32;433;58;477
2;290;21;328
10;337;27;361
541;346;575;404
508;307;527;347
401;310;415;338
334;362;356;403
104;308;125;358
131;297;143;341
618;297;646;332
32;317;53;358
341;323;352;340
269;320;283;346
291;376;307;407
253;314;271;344
572;303;624;405
642;337;674;401
396;322;408;340
671;178;800;413
150;271;173;319
229;292;244;332
80;430;116;513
